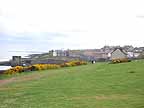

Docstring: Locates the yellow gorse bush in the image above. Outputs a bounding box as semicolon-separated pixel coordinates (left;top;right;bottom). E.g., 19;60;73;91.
31;64;61;71
61;61;87;67
4;66;24;75
4;61;87;75
112;58;131;64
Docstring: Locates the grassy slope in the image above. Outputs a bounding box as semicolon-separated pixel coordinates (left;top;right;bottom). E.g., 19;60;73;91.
0;60;144;108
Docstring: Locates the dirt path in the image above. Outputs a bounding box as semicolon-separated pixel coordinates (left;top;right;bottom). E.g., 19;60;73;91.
0;71;58;87
0;74;44;87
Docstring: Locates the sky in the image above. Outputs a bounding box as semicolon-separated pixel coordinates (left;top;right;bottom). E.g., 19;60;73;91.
0;0;144;61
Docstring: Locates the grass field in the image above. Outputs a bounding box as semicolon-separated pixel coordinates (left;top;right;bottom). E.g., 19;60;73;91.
0;60;144;108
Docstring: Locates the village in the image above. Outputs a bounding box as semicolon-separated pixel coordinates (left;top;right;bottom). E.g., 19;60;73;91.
0;45;144;67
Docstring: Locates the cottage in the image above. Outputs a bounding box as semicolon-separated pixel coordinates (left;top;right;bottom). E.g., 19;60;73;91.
111;48;127;60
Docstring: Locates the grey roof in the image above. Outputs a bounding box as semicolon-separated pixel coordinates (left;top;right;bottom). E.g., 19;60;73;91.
111;48;127;55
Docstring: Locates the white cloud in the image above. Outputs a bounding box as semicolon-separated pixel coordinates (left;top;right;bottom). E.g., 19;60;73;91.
0;0;144;56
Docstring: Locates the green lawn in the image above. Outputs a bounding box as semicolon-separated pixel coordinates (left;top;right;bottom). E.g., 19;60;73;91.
0;60;144;108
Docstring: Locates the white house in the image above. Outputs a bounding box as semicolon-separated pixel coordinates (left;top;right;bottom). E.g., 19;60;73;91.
127;52;134;58
52;51;57;56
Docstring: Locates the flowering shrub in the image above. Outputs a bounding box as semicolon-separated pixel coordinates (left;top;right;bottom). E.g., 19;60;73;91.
31;64;61;71
112;58;131;64
4;61;87;74
61;61;87;67
4;66;24;75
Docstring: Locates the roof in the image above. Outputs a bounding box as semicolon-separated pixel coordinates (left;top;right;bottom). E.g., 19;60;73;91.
111;48;127;55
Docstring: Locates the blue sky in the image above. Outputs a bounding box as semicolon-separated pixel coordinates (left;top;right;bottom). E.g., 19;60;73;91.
0;0;144;61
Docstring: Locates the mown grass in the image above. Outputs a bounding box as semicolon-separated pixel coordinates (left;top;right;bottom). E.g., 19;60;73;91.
0;60;144;108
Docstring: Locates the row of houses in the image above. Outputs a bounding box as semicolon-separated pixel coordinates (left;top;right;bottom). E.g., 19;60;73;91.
50;46;144;61
8;46;144;66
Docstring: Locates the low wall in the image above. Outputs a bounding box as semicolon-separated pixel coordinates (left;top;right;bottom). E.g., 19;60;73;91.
0;70;4;74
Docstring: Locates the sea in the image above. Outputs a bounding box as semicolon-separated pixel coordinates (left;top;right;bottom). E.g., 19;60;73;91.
0;52;29;71
0;66;12;70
